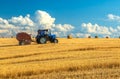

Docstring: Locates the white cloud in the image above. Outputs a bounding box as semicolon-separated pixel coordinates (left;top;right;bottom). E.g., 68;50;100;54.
79;22;120;37
0;18;9;24
109;27;117;33
0;18;15;29
108;14;120;22
0;29;9;33
0;11;120;38
34;10;74;37
35;10;55;29
75;33;91;38
54;24;74;32
52;24;74;37
117;26;120;31
8;14;34;27
0;10;74;37
81;23;111;35
108;14;115;20
106;14;120;37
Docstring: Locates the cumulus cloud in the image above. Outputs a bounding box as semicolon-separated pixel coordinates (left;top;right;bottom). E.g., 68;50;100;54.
80;23;120;38
117;26;120;31
74;33;91;38
0;18;15;29
81;23;111;35
0;29;9;33
35;10;55;29
1;10;120;38
108;14;120;22
34;10;74;37
0;10;74;37
8;14;34;27
54;24;74;32
0;18;8;25
105;14;120;37
109;27;117;33
52;24;74;37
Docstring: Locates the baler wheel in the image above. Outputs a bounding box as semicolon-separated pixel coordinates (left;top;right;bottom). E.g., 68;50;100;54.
19;41;25;45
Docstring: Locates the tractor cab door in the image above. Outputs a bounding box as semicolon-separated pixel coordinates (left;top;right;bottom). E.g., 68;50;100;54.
38;30;46;36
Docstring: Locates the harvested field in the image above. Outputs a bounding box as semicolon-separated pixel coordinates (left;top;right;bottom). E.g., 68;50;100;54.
0;38;120;79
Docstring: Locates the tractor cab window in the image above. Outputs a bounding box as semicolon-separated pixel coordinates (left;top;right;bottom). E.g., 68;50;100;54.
37;29;50;36
37;30;44;35
44;30;49;35
47;29;51;35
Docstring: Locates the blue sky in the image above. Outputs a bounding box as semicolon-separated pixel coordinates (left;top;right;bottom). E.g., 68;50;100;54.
0;0;120;37
0;0;119;26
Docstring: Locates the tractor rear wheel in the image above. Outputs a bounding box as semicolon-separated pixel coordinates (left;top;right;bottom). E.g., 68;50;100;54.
53;39;58;43
39;37;47;44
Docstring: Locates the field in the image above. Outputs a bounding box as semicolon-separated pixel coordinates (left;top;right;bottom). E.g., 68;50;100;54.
0;38;120;79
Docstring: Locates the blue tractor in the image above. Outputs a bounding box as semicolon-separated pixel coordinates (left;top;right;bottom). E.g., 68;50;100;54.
36;29;58;44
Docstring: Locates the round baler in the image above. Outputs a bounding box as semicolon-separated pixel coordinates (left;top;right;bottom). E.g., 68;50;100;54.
16;32;32;45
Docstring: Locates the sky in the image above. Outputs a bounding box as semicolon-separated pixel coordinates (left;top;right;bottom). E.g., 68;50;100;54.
0;0;120;38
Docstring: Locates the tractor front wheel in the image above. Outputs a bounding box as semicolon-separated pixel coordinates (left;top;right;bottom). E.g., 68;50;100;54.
53;39;58;43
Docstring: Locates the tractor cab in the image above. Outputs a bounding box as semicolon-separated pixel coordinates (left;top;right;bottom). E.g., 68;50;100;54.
36;29;58;44
37;29;49;36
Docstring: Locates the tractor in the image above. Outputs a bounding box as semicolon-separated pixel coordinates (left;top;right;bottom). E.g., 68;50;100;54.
36;29;58;44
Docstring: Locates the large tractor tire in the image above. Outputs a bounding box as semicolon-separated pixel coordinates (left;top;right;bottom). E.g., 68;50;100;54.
53;39;58;43
36;38;40;44
38;37;47;44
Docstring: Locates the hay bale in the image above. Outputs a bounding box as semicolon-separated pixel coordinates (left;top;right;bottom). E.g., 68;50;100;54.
11;36;14;38
67;35;72;39
95;36;98;38
88;36;91;38
105;36;109;39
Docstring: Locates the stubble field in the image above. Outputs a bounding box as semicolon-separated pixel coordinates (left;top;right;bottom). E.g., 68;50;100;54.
0;38;120;79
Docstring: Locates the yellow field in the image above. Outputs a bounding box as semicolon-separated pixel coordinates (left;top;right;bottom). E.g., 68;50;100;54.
0;38;120;79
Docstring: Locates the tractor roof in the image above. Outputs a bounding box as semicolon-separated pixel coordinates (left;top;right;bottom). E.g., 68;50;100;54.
38;29;48;32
